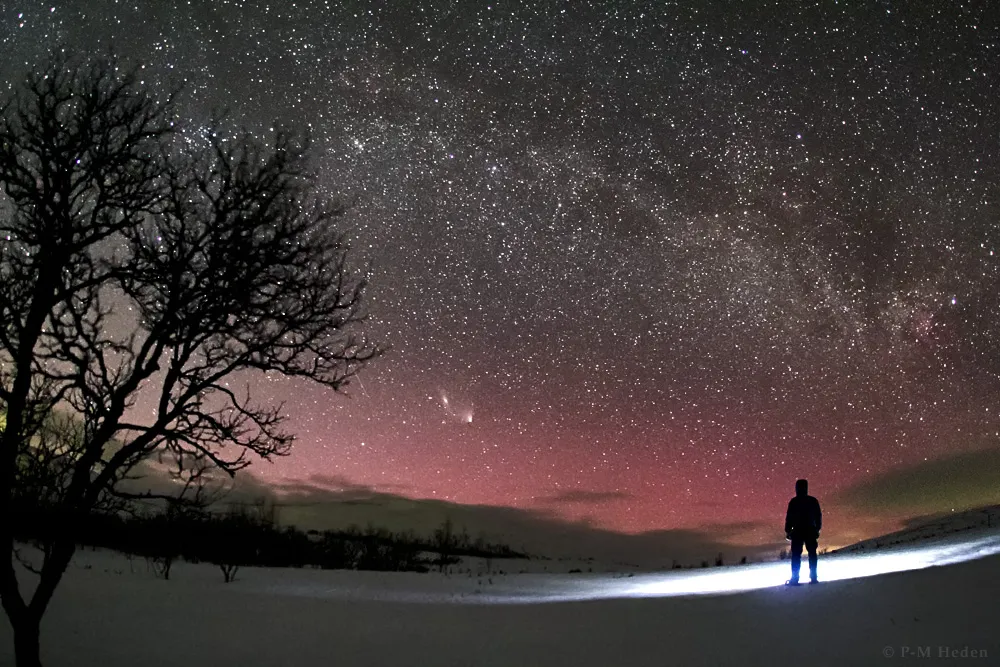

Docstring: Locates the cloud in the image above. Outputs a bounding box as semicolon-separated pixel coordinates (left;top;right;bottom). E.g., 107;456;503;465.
118;470;781;565
268;473;413;501
234;477;773;566
535;489;631;505
708;520;772;539
836;446;1000;516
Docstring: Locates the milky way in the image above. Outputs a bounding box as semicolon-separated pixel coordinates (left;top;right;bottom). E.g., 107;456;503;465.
2;1;998;538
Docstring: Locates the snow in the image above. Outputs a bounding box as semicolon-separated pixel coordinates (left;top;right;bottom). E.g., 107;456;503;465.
2;529;1000;666
834;504;1000;554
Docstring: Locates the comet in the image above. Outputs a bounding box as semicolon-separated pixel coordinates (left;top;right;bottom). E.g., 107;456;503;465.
438;390;474;424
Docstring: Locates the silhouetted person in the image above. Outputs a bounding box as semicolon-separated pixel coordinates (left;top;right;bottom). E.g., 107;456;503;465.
784;478;822;584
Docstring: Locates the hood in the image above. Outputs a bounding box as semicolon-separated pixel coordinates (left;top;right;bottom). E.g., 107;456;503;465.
795;479;809;496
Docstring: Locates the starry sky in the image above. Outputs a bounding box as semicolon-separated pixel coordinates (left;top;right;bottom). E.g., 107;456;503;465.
2;1;999;547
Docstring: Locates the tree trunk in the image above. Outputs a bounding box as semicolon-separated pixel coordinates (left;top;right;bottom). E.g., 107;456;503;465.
13;616;41;667
3;536;76;667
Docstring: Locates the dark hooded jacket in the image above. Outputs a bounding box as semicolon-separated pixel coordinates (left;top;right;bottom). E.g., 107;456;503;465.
785;479;822;539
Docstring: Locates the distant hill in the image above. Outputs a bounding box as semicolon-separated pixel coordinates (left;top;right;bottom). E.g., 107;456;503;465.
834;504;1000;554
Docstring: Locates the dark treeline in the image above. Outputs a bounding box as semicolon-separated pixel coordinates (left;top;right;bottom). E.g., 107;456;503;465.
12;499;524;581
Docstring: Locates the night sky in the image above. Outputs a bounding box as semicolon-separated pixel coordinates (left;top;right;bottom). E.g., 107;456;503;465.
3;1;999;547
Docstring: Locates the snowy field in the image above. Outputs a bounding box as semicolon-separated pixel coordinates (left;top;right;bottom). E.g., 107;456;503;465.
2;531;1000;666
835;504;1000;554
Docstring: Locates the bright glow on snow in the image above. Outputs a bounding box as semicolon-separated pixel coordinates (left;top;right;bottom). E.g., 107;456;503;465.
610;535;1000;601
258;534;1000;605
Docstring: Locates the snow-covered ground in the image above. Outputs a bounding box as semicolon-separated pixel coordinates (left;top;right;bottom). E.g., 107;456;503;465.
834;504;1000;554
2;528;1000;666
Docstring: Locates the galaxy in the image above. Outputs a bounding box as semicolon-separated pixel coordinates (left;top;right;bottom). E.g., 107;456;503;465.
2;1;998;546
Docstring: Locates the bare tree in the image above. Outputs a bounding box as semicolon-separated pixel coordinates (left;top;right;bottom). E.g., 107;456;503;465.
219;562;239;583
0;55;380;666
433;517;458;573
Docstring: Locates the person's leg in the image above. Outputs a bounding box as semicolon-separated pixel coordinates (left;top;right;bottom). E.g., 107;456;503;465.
806;538;818;581
790;537;803;582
